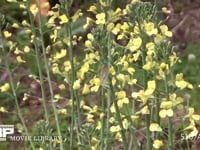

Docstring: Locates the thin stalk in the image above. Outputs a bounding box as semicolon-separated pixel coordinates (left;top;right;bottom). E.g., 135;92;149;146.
138;17;152;149
63;0;82;148
105;33;112;150
106;32;128;150
110;80;128;150
0;35;35;149
141;44;152;150
164;75;174;150
35;0;63;149
26;0;50;130
100;87;105;149
125;104;139;150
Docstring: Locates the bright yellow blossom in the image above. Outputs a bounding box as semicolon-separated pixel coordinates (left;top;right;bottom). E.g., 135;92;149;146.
144;22;158;36
53;49;67;61
82;84;90;95
162;7;171;14
73;79;81;90
59;14;69;24
153;139;164;149
0;106;7;112
141;105;150;114
24;46;30;53
30;4;38;16
3;31;12;38
95;13;106;25
0;83;10;92
87;5;97;13
160;25;172;37
59;84;66;90
110;125;121;133
144;80;156;95
149;123;162;132
16;56;26;63
127;37;142;52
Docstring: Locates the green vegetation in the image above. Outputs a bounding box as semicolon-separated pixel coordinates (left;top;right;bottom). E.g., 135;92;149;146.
0;0;200;150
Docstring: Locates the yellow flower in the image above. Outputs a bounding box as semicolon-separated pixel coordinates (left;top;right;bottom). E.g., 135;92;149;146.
107;23;115;31
159;109;173;118
57;109;67;115
0;83;10;92
0;106;7;112
100;0;107;7
30;4;38;16
186;107;200;121
73;79;81;90
160;101;173;109
95;13;106;25
90;77;101;92
59;14;69;24
110;104;116;113
115;91;126;99
110;125;121;133
87;5;97;13
160;25;172;37
50;29;58;42
78;62;89;79
72;9;83;22
175;73;188;89
144;22;158;36
53;49;67;61
144;80;156;95
121;22;129;31
162;7;171;14
149;123;162;132
3;31;12;38
153;139;164;149
12;23;19;28
52;63;60;74
112;23;121;35
85;40;93;48
24;46;30;53
87;114;94;122
16;56;26;63
141;105;150;115
122;119;130;129
127;67;135;75
83;17;92;29
127;37;142;52
146;42;155;56
87;33;94;41
160;62;168;71
96;121;102;130
58;84;66;90
131;0;140;3
82;84;90;95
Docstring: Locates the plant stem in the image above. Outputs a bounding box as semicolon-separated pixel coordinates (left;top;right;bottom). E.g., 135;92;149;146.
100;87;106;149
35;0;64;149
0;34;35;150
106;31;128;150
164;74;174;150
63;0;82;148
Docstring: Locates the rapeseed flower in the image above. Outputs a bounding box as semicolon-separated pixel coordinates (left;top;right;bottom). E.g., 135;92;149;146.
0;83;10;92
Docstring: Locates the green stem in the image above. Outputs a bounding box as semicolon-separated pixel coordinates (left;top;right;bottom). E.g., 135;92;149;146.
63;0;82;148
35;0;64;149
125;105;139;150
106;31;128;149
100;87;106;149
164;75;174;150
0;35;35;149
